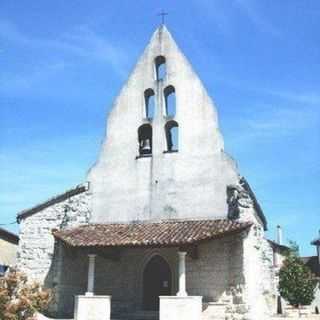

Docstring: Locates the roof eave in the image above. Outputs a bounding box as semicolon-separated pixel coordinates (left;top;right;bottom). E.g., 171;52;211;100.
0;228;19;244
17;183;88;223
52;220;252;248
267;239;290;252
240;177;268;231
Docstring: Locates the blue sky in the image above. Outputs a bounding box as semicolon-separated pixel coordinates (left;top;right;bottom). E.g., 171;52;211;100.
0;0;319;256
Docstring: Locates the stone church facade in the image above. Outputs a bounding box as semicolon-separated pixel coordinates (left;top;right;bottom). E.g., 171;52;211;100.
17;26;280;320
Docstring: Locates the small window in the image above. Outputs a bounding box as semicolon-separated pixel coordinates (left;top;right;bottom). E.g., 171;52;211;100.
155;56;166;81
164;85;176;117
144;89;155;119
138;124;152;155
165;120;179;152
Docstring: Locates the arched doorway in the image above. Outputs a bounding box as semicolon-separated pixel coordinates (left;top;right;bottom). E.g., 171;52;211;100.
143;255;172;311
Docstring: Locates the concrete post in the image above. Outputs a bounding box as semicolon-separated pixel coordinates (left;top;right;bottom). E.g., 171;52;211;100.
86;254;96;296
177;251;187;297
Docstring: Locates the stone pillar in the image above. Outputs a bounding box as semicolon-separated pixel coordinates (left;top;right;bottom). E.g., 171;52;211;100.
86;254;96;296
177;251;187;297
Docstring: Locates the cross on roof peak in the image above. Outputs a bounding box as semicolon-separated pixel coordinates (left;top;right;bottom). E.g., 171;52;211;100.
158;10;168;25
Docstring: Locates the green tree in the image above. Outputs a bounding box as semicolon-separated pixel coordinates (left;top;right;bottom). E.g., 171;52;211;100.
279;251;316;308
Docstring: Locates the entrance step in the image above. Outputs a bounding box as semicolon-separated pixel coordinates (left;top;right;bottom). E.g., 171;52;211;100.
112;311;159;320
130;311;159;320
202;302;228;320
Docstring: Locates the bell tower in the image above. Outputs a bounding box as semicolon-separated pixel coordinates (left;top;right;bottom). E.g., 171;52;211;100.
88;25;240;223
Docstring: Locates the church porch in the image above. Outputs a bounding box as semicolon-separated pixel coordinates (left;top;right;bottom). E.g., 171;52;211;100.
50;220;251;319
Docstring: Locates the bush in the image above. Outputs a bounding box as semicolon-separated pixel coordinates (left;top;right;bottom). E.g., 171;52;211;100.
0;269;52;320
279;253;316;308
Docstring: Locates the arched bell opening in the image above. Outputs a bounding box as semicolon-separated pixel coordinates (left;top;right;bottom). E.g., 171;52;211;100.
144;88;155;120
164;85;176;117
155;55;166;81
138;124;152;155
165;120;179;152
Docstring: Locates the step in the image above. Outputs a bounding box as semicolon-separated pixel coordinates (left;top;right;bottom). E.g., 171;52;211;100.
130;311;159;320
202;302;228;320
112;311;159;320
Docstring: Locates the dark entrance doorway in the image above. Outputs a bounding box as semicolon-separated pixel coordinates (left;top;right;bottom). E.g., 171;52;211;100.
143;255;172;311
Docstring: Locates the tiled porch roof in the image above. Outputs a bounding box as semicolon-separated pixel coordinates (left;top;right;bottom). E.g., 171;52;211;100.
53;219;252;248
301;256;320;277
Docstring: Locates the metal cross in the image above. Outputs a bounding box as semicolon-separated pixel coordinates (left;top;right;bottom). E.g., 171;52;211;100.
158;10;168;24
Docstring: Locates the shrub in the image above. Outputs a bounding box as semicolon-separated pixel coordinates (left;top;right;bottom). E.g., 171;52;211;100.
0;269;52;320
279;253;316;308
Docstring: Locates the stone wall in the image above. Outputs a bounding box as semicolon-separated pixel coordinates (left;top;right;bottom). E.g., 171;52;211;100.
186;235;243;303
224;178;278;319
17;188;91;283
311;283;320;314
240;224;277;320
226;177;267;230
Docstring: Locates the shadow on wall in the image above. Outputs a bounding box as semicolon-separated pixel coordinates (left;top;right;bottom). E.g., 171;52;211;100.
44;241;87;319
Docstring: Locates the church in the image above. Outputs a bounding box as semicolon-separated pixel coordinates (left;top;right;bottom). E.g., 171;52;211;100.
17;25;281;320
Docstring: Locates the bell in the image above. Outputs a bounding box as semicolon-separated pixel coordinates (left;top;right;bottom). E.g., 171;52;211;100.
141;139;151;154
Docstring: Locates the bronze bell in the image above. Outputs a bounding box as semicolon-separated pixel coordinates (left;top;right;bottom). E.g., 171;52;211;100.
141;138;151;154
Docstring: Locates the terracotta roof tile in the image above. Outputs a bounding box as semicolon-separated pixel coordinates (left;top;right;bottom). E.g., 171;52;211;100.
53;219;252;248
